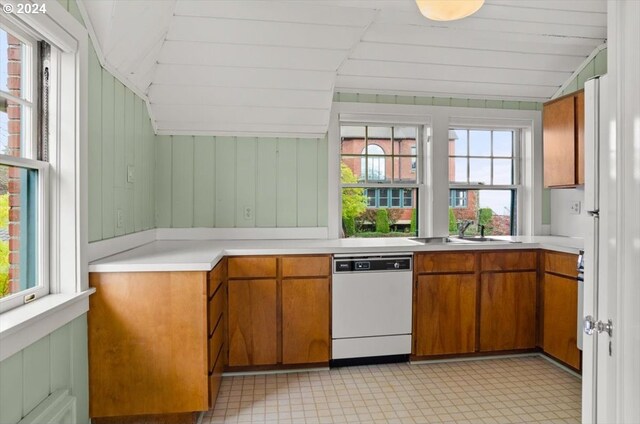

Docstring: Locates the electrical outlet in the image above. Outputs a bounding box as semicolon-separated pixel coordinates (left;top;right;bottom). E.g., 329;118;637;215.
243;206;253;220
127;165;135;183
569;201;581;215
117;209;124;228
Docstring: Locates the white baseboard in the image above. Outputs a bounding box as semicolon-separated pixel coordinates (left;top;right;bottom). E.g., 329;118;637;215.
87;229;157;262
156;227;329;240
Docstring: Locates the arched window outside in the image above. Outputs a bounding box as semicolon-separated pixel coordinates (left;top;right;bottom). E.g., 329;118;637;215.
361;144;385;181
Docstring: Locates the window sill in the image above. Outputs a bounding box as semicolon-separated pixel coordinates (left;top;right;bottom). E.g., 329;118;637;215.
0;289;95;361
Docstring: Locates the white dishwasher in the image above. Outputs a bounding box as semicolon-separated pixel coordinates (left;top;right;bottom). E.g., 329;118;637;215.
332;254;413;364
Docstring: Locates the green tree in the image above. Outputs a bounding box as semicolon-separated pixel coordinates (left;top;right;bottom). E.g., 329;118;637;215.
341;162;367;227
478;207;493;227
375;209;390;233
448;208;457;233
410;209;417;234
0;194;8;229
0;241;9;298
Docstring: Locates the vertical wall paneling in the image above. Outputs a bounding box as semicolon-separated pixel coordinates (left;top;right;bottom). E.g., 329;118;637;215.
49;324;71;392
70;315;89;424
155;135;172;228
296;139;318;226
124;90;135;234
147;117;156;229
215;137;237;227
277;138;298;227
133;96;144;231
193;136;216;227
22;337;50;416
142;116;152;230
100;69;115;239
113;81;126;237
235;138;257;227
171;136;195;227
87;46;102;242
317;136;329;226
255;139;278;227
0;352;23;424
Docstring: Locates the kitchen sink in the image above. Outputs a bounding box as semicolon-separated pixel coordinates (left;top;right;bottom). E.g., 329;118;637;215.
410;236;515;244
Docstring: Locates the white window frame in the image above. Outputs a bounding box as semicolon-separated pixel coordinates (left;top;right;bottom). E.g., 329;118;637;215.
329;102;541;239
0;20;49;312
448;127;522;235
0;1;91;361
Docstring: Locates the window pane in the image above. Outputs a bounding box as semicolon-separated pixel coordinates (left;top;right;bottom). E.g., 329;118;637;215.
448;189;514;236
0;28;27;98
402;189;413;207
393;156;417;183
0;164;38;299
378;188;388;207
451;129;467;155
469;130;491;157
390;188;401;207
0;98;25;157
493;131;513;157
394;127;416;156
469;158;491;184
493;159;513;185
341;158;365;183
368;126;391;143
450;157;468;183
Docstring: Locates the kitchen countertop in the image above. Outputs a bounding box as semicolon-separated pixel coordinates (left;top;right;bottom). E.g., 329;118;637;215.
88;235;583;273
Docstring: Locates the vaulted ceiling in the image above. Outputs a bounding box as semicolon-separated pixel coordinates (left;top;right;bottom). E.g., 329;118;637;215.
79;0;607;138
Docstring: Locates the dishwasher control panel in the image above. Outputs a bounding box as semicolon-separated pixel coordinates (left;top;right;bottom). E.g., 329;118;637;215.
334;256;412;273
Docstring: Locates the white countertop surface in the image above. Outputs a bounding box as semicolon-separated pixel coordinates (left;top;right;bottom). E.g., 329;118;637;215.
88;235;583;273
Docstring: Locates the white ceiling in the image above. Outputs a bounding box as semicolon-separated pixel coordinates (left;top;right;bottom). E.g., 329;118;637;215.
80;0;607;138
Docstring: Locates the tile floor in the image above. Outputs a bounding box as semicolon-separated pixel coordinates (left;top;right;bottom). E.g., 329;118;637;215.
203;356;581;424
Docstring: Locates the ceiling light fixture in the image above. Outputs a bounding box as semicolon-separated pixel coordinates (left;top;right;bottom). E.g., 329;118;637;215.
415;0;485;21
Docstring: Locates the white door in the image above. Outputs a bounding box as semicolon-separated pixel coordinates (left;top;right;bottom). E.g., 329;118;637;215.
583;2;640;422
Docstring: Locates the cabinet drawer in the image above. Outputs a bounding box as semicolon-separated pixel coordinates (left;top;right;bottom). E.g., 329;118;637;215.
208;283;225;337
282;256;330;278
544;251;579;278
228;257;277;279
208;260;225;298
481;251;537;272
208;317;224;373
415;252;475;274
208;346;224;408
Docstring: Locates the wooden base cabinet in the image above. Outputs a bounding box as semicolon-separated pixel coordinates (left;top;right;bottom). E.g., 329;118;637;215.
282;278;330;364
542;251;581;370
415;274;477;356
479;272;537;351
226;255;331;369
227;279;278;367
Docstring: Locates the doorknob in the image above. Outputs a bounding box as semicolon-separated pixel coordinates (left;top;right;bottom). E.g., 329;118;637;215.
584;315;613;337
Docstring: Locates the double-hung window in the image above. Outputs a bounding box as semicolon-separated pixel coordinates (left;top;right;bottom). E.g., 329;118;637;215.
448;128;519;235
340;124;421;237
0;23;49;311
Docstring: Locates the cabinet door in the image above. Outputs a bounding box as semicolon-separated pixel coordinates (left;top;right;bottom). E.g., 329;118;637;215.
543;95;576;187
282;278;330;364
415;274;477;356
228;279;278;366
576;91;585;185
543;273;581;369
480;272;537;351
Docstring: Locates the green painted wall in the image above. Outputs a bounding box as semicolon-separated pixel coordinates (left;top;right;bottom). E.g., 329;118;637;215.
0;315;89;424
57;0;157;242
333;92;544;111
558;48;608;97
156;136;328;228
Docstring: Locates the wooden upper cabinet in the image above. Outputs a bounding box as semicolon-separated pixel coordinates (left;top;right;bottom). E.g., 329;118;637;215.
228;257;277;279
227;279;278;366
282;278;330;364
543;90;585;188
415;274;477;356
282;256;330;278
479;272;537;352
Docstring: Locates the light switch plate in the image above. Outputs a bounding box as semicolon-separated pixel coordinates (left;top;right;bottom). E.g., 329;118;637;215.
116;209;124;228
127;165;135;183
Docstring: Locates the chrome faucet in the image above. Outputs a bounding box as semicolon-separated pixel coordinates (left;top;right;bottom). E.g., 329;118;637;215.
457;220;474;238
